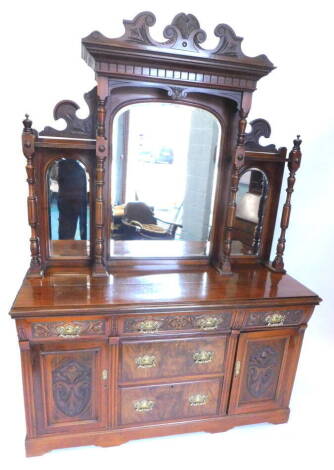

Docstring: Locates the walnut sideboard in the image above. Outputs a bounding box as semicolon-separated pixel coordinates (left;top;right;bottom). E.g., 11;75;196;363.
10;265;320;456
10;11;320;456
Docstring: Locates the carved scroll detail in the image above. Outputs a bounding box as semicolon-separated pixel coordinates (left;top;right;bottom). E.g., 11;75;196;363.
271;136;302;272
245;119;277;152
40;87;97;139
52;360;91;417
167;86;189;100
83;11;273;65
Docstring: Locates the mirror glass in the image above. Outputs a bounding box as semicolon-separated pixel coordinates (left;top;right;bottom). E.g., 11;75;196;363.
110;103;221;257
47;158;90;257
231;168;268;255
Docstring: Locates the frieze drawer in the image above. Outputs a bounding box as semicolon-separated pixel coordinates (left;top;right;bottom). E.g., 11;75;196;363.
242;308;309;329
120;335;227;383
119;378;222;426
118;311;233;336
17;317;110;340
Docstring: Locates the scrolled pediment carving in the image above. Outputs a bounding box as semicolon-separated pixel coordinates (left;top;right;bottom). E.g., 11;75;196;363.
245;118;277;152
82;11;273;67
40;87;97;139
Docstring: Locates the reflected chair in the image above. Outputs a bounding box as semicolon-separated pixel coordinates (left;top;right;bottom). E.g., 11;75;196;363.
232;171;267;254
120;201;182;239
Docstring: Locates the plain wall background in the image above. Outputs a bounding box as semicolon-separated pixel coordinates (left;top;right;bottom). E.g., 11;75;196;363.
0;0;333;468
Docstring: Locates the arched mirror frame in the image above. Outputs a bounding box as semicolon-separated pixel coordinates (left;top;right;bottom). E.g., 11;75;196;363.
232;166;269;259
39;149;95;266
103;84;239;267
232;155;286;264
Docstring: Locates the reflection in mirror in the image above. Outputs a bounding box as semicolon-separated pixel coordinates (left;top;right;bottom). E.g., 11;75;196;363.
110;103;220;257
47;158;90;257
231;169;268;255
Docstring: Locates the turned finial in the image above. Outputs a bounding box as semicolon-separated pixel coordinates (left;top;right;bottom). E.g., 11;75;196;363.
288;134;302;173
23;113;33;133
293;134;302;150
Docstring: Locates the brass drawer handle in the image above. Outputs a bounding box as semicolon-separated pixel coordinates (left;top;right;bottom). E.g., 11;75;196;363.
189;394;209;406
137;320;161;333
133;399;155;412
193;350;214;364
55;323;81;337
135;354;157;368
197;316;221;330
265;313;285;327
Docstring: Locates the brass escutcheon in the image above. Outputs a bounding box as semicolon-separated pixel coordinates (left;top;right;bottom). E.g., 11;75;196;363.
265;313;285;327
189;394;209;406
133;399;155;412
135;354;157;368
55;323;81;337
193;350;214;364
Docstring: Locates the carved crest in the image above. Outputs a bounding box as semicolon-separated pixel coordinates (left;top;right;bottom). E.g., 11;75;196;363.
40;87;97;139
245;118;277;152
83;11;273;65
52;359;91;417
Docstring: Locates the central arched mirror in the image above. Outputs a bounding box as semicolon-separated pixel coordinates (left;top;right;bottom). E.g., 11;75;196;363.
109;102;221;258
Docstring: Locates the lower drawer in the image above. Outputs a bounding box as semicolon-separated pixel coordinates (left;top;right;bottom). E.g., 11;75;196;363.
119;379;222;426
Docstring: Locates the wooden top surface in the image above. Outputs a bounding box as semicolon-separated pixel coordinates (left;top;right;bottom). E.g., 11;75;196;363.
10;265;320;317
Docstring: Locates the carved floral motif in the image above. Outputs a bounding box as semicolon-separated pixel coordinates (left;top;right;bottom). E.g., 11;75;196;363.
124;312;232;333
52;360;91;417
32;320;106;338
245;310;304;328
247;345;280;398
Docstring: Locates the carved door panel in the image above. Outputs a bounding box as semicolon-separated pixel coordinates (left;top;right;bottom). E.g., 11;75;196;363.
32;340;108;434
228;329;301;415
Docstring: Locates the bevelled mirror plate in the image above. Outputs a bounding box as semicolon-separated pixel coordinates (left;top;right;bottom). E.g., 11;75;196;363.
231;168;268;256
110;103;221;258
47;158;90;258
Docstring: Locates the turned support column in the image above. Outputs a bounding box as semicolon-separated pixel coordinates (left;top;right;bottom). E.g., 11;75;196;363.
92;77;109;277
219;92;252;275
22;115;43;278
270;135;302;273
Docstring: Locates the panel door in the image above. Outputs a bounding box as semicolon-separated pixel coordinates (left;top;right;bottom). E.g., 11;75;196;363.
228;329;301;415
32;340;108;434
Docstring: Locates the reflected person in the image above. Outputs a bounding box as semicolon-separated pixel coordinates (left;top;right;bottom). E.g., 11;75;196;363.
57;159;87;240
